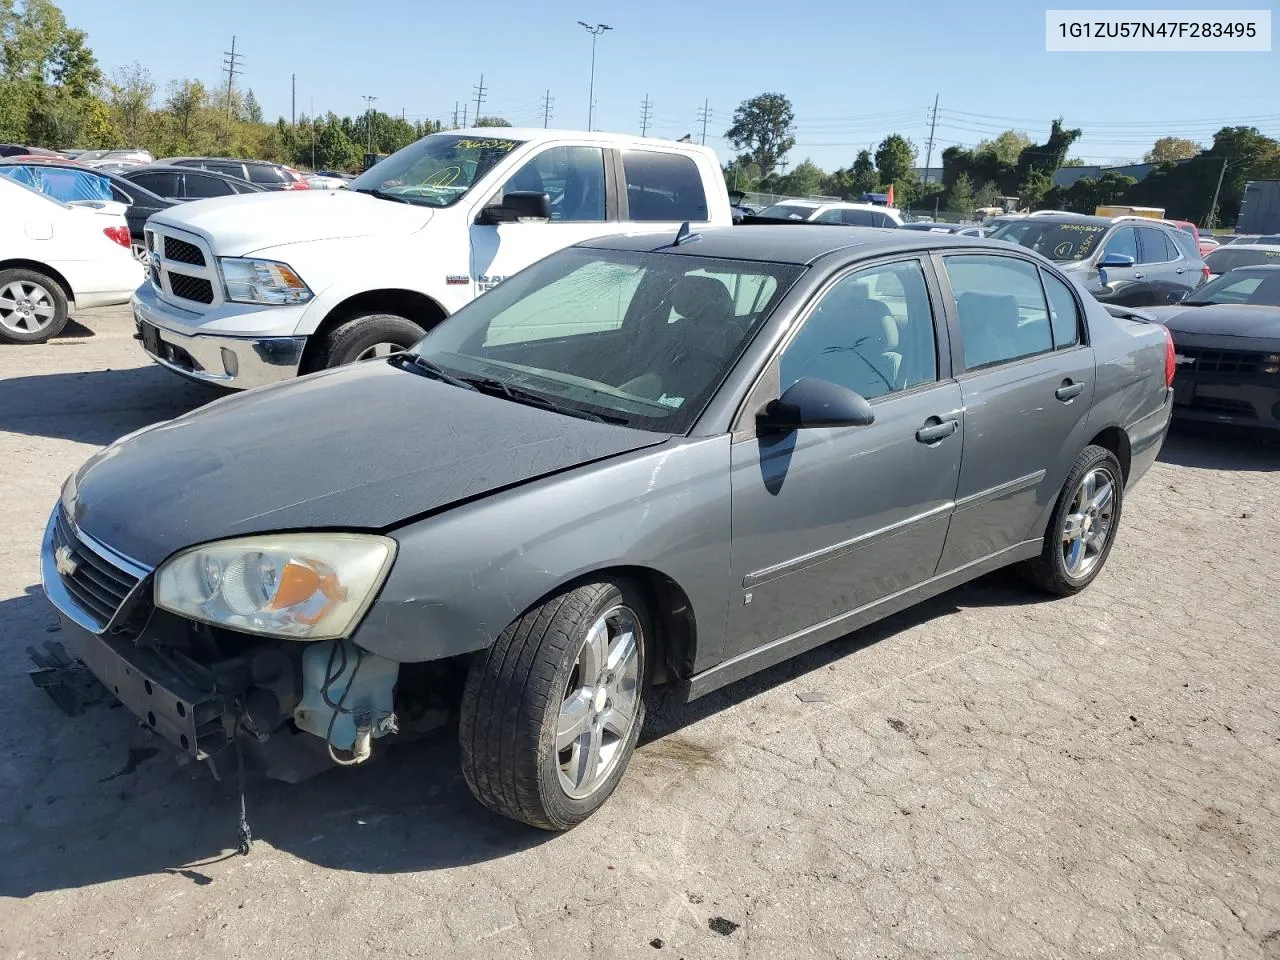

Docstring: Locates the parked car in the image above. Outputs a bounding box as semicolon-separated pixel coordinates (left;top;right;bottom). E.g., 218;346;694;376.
988;214;1208;306
1203;243;1280;278
44;227;1174;829
0;159;175;263
82;148;154;168
132;129;732;388
752;199;904;227
305;173;349;190
0;177;143;343
1167;219;1218;256
154;157;310;191
121;166;266;203
900;222;988;237
1148;265;1280;431
1220;233;1280;247
0;144;61;158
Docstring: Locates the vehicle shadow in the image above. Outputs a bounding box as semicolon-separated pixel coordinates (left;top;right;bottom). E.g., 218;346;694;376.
0;365;220;446
0;569;1041;897
1157;423;1280;473
56;318;96;339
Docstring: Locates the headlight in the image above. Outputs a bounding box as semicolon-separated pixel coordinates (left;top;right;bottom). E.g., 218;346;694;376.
154;534;396;640
219;257;313;305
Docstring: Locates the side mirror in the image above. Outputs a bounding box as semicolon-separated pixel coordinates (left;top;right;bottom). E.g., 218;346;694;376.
1168;288;1190;303
1097;252;1135;268
728;189;747;205
478;190;551;224
757;377;875;432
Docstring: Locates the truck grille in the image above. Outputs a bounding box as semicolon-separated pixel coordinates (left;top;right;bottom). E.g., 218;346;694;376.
52;509;142;630
169;274;214;304
163;236;205;266
1176;347;1264;375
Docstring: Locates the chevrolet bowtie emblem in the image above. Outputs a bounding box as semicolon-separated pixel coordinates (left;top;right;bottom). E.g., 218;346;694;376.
54;544;78;577
1174;354;1196;366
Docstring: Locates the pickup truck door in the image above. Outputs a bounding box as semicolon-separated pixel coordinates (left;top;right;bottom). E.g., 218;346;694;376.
934;253;1096;573
469;144;620;299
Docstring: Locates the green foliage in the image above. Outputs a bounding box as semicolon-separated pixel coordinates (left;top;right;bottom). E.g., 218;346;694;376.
974;130;1031;166
241;88;262;124
1144;136;1199;163
949;171;974;214
1041;171;1138;214
768;159;824;198
973;179;999;210
874;133;916;186
725;92;795;178
722;158;761;194
474;116;511;127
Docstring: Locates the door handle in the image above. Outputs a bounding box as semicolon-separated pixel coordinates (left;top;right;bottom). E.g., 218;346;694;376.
1056;380;1086;402
915;417;958;444
1133;272;1145;280
1175;267;1186;274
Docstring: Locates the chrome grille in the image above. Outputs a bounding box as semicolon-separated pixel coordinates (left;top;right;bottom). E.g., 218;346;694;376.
52;510;140;630
169;274;214;304
1177;347;1264;375
163;236;205;266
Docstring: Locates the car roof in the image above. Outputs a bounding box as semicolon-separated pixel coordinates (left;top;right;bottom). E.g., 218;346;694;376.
1212;243;1280;250
580;225;1009;266
441;127;719;158
1217;264;1280;274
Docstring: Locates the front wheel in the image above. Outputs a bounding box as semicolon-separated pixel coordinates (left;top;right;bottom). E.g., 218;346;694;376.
314;313;427;369
459;579;650;830
0;268;69;344
1022;444;1124;596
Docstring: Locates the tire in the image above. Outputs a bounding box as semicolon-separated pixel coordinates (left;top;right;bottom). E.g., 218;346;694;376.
459;578;651;831
1022;444;1125;596
0;268;69;344
314;313;427;369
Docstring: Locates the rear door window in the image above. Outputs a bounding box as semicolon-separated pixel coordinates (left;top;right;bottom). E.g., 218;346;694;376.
622;150;709;222
1040;270;1082;348
182;173;236;198
128;171;179;197
208;161;246;180
247;164;287;185
1138;228;1175;263
943;255;1054;370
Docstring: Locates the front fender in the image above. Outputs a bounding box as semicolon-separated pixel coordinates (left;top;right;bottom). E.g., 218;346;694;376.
349;437;732;671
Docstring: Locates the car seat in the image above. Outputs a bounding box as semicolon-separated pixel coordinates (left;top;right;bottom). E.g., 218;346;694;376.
620;276;737;401
956;291;1021;369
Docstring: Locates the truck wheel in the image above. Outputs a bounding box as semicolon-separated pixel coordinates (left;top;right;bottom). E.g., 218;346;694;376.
316;313;427;368
1021;444;1124;596
460;578;651;831
0;269;69;344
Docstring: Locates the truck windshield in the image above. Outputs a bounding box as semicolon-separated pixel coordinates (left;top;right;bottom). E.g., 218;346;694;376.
349;134;525;207
407;247;802;433
988;220;1108;262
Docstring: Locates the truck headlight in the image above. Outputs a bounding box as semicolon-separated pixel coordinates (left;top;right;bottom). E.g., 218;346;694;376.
219;258;313;305
154;534;396;640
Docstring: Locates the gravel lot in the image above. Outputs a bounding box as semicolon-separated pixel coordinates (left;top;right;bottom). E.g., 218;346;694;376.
2;305;1278;960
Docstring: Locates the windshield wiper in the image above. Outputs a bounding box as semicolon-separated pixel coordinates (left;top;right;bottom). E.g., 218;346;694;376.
388;353;476;390
354;187;411;205
459;375;618;423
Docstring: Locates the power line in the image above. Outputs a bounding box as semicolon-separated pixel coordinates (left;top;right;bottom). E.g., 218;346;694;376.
542;89;554;128
697;99;713;146
639;94;653;136
473;74;487;123
922;94;939;183
221;36;242;119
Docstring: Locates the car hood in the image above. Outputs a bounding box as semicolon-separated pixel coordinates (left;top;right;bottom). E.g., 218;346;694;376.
149;190;433;255
68;362;669;568
1144;303;1280;339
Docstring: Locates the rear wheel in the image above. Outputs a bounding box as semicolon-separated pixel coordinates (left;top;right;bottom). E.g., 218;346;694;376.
459;578;650;830
0;269;69;344
314;313;427;369
1022;444;1124;596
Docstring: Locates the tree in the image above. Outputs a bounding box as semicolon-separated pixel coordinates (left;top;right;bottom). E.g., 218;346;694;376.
973;179;999;210
849;149;878;195
949;171;974;213
1144;136;1200;163
723;158;761;194
975;130;1031;165
772;159;824;198
164;78;205;143
475;116;511;127
874;134;916;187
725;92;795;179
242;88;262;124
107;63;154;146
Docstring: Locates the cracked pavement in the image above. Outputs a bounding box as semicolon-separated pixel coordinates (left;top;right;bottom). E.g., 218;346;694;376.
1;306;1277;959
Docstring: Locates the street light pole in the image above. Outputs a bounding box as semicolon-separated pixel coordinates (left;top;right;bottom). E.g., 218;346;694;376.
577;21;611;131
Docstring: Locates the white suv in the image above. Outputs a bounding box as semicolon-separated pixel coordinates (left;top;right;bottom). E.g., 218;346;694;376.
754;199;904;228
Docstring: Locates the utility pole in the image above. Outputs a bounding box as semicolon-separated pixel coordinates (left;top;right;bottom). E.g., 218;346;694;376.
291;74;296;125
310;96;315;169
577;22;612;131
697;99;712;146
542;89;554;128
452;101;459;128
361;94;378;155
473;74;487;125
461;103;468;127
639;95;653;137
221;36;242;119
1204;156;1229;228
922;94;939;185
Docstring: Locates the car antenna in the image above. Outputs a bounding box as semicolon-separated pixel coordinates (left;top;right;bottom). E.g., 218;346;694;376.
671;221;701;247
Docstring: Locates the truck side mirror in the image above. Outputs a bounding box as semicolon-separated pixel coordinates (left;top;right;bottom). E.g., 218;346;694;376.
478;191;551;225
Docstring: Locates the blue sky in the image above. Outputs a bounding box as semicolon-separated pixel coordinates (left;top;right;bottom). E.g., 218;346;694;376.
61;0;1278;171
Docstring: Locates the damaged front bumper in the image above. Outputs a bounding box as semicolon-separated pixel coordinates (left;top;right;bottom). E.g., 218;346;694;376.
39;506;412;782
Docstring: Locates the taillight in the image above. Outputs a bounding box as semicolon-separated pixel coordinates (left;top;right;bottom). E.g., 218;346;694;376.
103;226;130;249
1162;326;1176;388
284;179;310;190
1201;265;1211;283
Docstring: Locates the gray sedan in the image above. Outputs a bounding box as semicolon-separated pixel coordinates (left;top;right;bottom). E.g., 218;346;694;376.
43;227;1175;830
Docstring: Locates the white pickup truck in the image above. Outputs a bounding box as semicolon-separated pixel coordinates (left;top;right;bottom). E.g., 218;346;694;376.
132;129;732;388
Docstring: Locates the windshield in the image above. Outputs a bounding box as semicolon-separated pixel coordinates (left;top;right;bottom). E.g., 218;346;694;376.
756;203;818;221
1187;270;1280;306
409;247;803;432
988;220;1107;261
348;133;524;207
1204;247;1280;275
0;164;112;203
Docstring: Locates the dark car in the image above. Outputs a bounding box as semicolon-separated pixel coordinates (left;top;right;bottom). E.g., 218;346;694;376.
0;159;174;263
0;143;61;158
1204;243;1280;278
1147;265;1280;432
900;222;988;237
989;214;1208;306
154;156;310;191
42;227;1174;831
122;165;266;204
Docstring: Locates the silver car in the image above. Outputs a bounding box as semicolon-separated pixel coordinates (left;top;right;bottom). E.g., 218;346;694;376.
43;226;1175;830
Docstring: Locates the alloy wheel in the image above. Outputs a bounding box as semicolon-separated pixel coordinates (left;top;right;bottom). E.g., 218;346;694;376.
1061;466;1116;578
0;280;56;335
